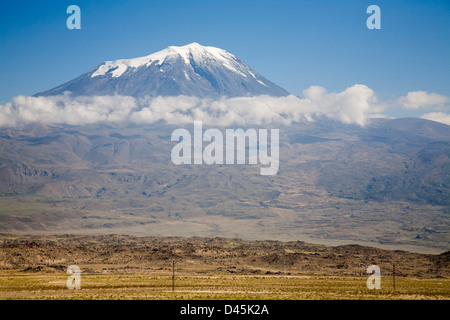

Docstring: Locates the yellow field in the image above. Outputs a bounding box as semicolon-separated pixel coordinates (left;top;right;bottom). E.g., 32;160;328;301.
0;270;448;300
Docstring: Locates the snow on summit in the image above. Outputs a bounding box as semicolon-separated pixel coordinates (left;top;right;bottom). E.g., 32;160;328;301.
92;43;247;78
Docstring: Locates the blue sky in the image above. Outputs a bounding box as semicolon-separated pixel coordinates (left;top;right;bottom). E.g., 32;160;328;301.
1;0;449;119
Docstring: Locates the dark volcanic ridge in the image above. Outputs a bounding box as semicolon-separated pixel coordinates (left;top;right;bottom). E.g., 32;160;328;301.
0;234;448;278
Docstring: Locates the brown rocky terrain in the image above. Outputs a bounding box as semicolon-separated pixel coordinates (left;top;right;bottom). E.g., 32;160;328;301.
0;234;448;278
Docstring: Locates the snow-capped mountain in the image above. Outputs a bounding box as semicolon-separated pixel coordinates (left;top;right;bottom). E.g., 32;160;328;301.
35;43;290;98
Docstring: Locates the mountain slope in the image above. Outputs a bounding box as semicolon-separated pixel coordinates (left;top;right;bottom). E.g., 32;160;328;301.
35;43;290;98
0;118;449;252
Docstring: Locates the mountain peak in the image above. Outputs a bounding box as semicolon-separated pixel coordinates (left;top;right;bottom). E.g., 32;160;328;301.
91;43;237;79
35;43;290;98
171;42;203;49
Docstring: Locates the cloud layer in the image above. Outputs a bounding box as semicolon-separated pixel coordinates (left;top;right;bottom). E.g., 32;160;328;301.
0;85;386;128
1;85;449;128
0;94;138;127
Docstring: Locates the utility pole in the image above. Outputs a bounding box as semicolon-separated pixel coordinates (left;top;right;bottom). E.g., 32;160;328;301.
172;260;175;292
393;263;396;291
119;237;123;276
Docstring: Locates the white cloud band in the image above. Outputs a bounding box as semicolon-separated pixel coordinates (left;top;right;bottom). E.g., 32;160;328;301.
4;86;450;127
0;85;387;128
